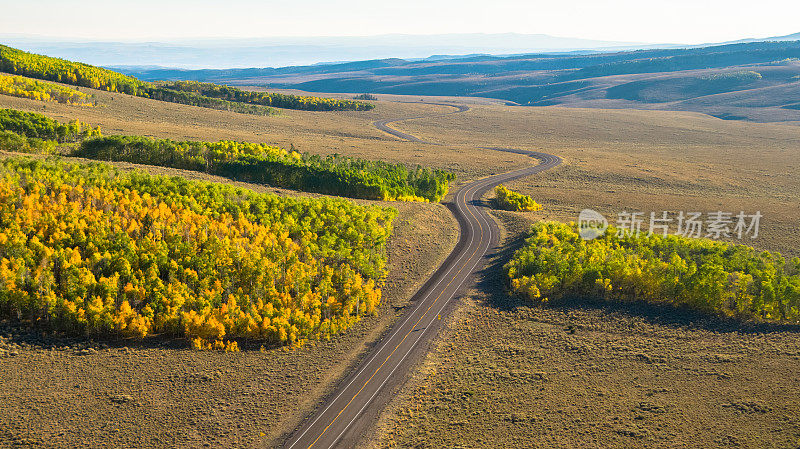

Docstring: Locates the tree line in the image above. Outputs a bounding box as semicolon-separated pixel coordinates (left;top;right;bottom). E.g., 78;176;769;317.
0;108;100;154
144;85;279;116
73;135;455;202
159;81;374;111
0;108;455;202
506;222;800;322
0;108;100;142
0;74;94;105
0;44;374;114
0;158;396;349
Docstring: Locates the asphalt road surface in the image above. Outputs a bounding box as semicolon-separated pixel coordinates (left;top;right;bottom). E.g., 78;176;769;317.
283;104;562;448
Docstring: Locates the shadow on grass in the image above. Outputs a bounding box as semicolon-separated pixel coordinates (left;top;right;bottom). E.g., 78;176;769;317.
473;198;493;209
0;320;187;351
473;227;800;336
0;320;294;352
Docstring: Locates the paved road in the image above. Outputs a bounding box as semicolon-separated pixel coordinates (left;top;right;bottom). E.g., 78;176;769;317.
283;104;561;449
372;103;470;143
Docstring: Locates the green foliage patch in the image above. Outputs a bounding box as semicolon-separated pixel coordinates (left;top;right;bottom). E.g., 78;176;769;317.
494;185;542;211
0;74;94;105
507;221;800;322
73;135;455;202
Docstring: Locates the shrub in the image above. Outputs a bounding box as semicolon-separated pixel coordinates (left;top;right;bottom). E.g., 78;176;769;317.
494;185;542;211
0;108;100;143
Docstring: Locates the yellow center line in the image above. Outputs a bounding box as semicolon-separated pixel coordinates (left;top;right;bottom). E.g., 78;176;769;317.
306;183;488;449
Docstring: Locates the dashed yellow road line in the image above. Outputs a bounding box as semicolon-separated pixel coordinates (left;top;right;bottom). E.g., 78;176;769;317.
306;180;488;449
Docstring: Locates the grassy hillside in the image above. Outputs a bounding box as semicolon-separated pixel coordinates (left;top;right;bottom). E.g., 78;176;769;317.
374;264;800;448
0;44;373;113
2;79;797;256
605;70;765;103
0;83;530;184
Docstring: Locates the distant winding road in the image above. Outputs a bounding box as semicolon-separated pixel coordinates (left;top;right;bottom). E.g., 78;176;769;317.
372;103;470;143
284;103;562;449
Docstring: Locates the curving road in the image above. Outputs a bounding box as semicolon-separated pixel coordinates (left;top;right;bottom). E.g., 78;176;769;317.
372;103;470;144
283;103;561;449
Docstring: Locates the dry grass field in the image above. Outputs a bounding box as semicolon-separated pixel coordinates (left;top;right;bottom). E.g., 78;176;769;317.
15;80;798;259
244;87;511;106
1;80;799;448
394;104;800;256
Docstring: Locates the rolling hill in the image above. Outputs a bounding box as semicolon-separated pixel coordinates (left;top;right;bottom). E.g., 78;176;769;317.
121;40;800;123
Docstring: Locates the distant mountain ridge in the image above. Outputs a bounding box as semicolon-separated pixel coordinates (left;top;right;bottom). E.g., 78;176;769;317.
721;32;800;45
0;33;651;69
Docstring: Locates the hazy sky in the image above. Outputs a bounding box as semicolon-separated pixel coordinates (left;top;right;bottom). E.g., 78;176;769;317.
2;0;798;43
